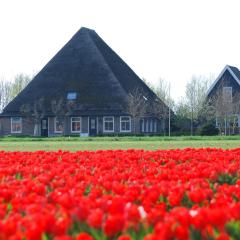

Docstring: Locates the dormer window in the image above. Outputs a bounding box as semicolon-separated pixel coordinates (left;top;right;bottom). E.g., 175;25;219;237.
67;92;77;100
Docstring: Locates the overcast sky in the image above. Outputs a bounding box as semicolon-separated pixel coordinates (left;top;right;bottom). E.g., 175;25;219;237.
1;0;240;100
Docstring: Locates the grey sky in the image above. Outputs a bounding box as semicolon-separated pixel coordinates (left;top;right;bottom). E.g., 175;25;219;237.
1;0;240;100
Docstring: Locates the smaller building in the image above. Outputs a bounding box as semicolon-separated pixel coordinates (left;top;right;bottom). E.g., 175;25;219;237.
207;65;240;134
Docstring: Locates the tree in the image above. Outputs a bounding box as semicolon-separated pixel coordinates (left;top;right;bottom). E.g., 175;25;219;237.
51;98;76;135
142;78;174;135
0;73;34;113
9;73;32;100
20;97;46;136
126;88;147;134
0;78;11;113
181;75;214;135
209;81;234;135
154;79;173;135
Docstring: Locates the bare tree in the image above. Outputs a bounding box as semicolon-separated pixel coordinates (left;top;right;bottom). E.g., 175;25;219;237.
9;73;32;100
20;97;46;136
142;78;174;135
51;98;76;135
126;88;148;134
0;78;12;113
0;73;34;113
154;79;173;135
184;75;214;135
209;80;234;135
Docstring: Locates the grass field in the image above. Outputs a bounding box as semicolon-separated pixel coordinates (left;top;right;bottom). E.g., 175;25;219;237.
0;136;239;151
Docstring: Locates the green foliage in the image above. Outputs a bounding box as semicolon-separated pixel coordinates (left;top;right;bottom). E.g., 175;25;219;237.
226;221;240;240
171;114;191;134
217;173;239;185
15;172;23;180
200;123;219;136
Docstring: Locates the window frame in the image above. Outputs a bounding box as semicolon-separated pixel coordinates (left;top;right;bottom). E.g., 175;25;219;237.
120;116;131;133
11;117;22;133
223;86;233;103
71;117;81;133
54;117;64;133
103;116;114;133
67;92;77;100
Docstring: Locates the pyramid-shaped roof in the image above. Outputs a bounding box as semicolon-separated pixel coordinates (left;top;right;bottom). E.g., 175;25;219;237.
2;27;160;116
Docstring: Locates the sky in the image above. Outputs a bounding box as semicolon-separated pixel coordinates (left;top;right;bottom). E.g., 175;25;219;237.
1;0;240;101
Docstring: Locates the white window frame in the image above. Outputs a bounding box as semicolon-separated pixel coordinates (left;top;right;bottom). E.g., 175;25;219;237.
103;116;114;133
11;117;22;133
54;117;64;133
71;117;81;133
223;86;232;103
120;116;131;133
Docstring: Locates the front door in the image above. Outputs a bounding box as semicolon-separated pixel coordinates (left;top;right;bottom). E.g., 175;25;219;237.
89;117;97;136
41;118;48;137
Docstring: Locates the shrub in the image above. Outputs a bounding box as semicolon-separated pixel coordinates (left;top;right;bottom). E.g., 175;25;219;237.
200;123;219;136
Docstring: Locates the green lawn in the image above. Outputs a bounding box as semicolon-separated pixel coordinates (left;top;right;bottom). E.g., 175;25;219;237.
0;136;239;151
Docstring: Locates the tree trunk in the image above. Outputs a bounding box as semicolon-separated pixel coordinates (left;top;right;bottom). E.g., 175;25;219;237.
133;117;139;135
224;115;227;135
34;122;41;136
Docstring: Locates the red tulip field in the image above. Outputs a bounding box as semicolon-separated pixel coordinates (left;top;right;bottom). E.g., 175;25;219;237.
0;148;240;240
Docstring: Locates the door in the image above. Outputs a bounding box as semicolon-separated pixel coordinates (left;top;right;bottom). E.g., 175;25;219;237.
41;118;48;137
89;117;97;136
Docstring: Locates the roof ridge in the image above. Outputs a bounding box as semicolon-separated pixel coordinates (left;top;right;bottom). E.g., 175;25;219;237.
87;30;128;97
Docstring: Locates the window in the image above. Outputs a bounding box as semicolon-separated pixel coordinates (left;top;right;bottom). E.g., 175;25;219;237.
141;118;157;133
141;119;145;132
223;87;232;103
91;119;96;129
71;117;81;132
154;120;157;132
103;116;114;132
146;119;149;132
67;92;77;100
11;117;22;133
54;117;64;133
120;116;131;132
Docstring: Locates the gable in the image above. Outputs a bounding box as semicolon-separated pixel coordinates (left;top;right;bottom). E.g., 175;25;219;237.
207;65;240;97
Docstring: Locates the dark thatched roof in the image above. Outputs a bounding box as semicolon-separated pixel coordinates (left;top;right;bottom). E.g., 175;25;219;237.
2;27;164;116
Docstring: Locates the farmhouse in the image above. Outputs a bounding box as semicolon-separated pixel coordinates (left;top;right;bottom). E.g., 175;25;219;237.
0;27;168;137
207;65;240;134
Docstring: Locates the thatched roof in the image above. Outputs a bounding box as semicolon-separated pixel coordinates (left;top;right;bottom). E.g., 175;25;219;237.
2;27;163;116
